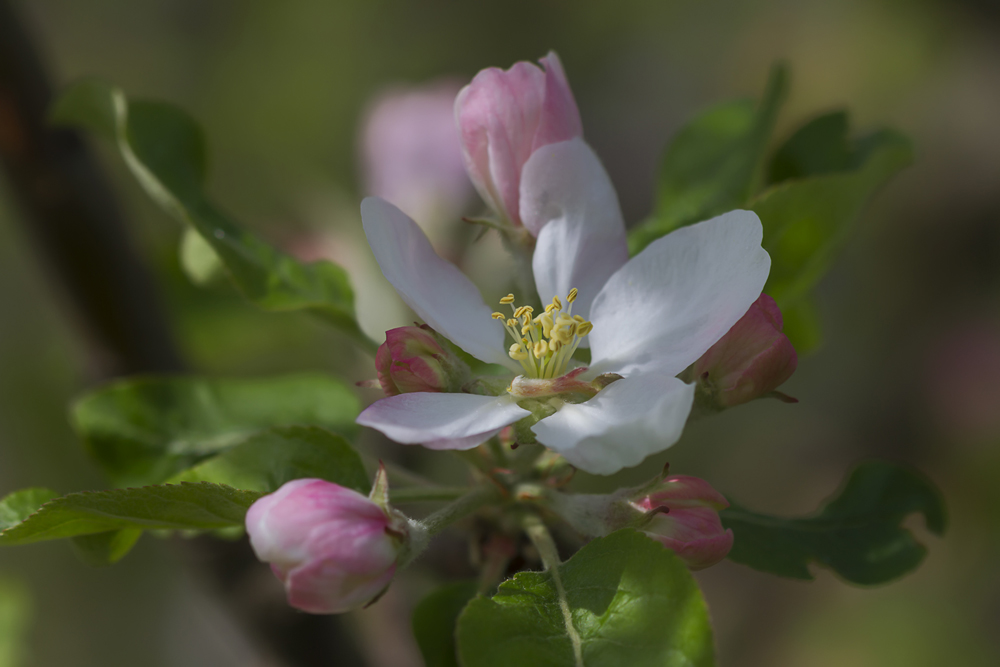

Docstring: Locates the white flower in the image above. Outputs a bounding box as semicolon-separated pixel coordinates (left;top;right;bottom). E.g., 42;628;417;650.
357;137;770;475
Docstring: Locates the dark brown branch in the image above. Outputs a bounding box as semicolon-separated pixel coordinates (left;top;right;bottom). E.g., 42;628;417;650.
0;0;182;376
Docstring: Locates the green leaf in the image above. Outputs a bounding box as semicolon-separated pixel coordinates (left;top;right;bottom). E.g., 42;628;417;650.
71;373;361;487
0;488;58;531
0;578;31;667
50;79;375;352
71;529;143;566
412;581;478;667
721;461;946;585
168;425;370;494
768;111;855;183
0;483;261;546
629;63;788;254
456;530;714;667
754;128;914;308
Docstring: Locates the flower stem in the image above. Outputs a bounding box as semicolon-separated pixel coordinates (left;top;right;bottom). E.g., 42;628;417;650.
421;485;503;536
522;513;583;667
389;486;473;504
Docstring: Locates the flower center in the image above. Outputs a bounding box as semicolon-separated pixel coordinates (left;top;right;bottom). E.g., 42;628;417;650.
491;288;593;379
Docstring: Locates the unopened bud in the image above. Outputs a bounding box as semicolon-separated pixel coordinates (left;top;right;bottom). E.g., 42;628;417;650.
376;325;469;396
245;477;410;614
455;52;582;230
632;475;734;570
693;294;798;408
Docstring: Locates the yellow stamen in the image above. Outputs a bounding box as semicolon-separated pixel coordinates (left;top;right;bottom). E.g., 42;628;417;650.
491;287;592;379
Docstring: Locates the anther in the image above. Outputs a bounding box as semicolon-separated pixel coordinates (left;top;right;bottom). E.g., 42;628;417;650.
492;312;506;320
506;318;518;328
567;288;578;303
499;294;515;305
551;295;562;310
533;341;548;358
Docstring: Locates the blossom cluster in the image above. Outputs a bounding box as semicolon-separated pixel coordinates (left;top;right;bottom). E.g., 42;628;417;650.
246;52;798;614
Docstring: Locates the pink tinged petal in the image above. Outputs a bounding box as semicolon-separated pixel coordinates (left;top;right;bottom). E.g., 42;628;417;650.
533;52;583;150
531;374;695;475
286;557;397;615
525;139;628;329
588;210;771;378
639;475;731;511
357;392;530;451
455;63;546;225
692;294;798;406
361;197;517;370
246;479;386;567
652;526;734;571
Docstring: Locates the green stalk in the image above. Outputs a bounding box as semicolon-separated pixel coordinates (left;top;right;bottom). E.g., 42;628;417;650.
389;486;473;504
522;513;583;667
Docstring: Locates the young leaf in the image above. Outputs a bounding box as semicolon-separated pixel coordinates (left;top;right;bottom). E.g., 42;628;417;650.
768;111;855;183
168;425;370;494
755;128;914;308
71;373;360;487
412;581;478;667
456;530;715;667
0;483;261;546
50;79;375;351
721;461;946;585
0;488;58;531
628;63;788;254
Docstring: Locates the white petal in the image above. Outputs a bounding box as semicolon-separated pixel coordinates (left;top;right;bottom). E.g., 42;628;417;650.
357;392;529;451
588;210;770;377
522;139;628;325
361;197;517;370
532;374;695;475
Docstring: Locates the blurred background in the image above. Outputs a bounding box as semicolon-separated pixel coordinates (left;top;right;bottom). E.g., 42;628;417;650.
1;0;999;665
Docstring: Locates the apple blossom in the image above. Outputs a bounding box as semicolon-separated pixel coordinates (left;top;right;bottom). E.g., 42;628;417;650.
245;478;408;614
455;52;583;231
356;137;770;474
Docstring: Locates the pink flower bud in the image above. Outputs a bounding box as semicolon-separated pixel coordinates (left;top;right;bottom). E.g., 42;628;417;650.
455;51;582;230
375;325;467;396
245;478;404;614
692;293;798;407
633;475;734;570
359;80;472;227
